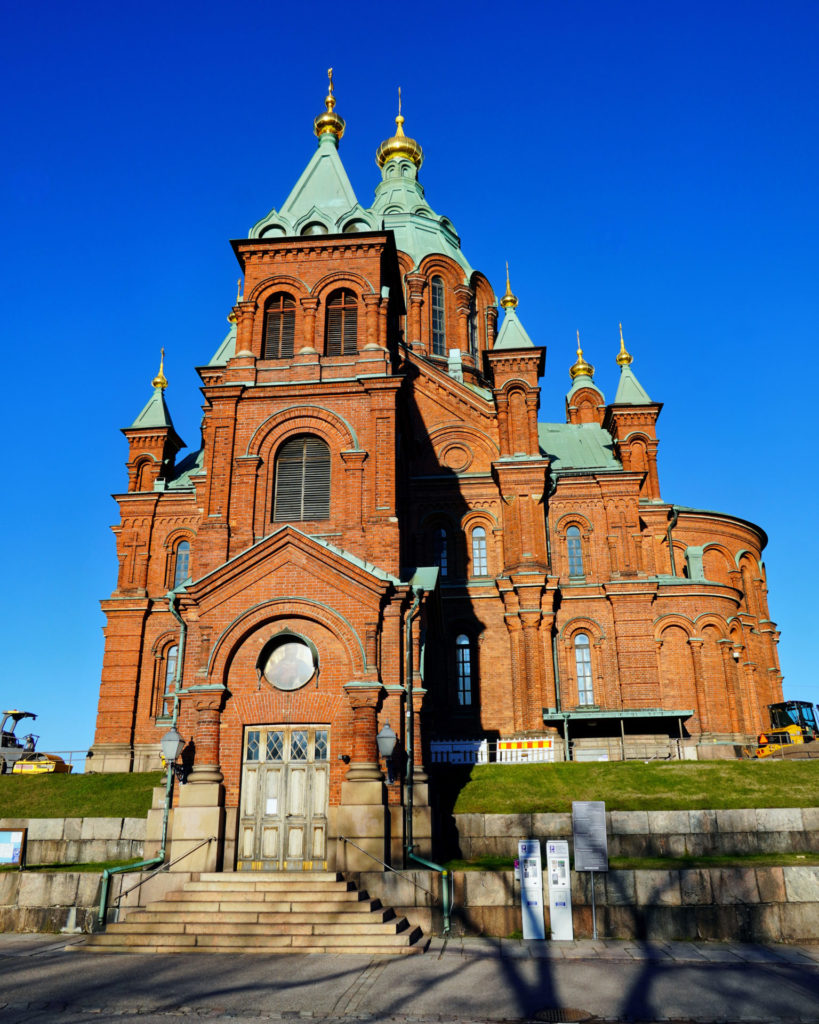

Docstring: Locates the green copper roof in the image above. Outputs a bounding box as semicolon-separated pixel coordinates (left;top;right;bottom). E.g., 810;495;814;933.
614;364;652;404
168;447;203;488
369;157;473;278
538;422;620;472
493;306;535;350
207;324;236;367
566;372;605;403
130;387;177;431
250;133;375;238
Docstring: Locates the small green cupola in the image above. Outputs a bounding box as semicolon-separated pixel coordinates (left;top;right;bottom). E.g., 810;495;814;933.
493;264;535;350
613;322;653;404
122;351;185;492
603;324;664;500
566;332;606;425
249;70;376;238
369;90;473;278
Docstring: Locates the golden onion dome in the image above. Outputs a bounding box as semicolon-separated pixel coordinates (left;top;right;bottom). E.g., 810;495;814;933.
376;88;423;169
313;68;345;142
152;348;168;391
616;321;633;366
569;331;595;380
500;262;518;310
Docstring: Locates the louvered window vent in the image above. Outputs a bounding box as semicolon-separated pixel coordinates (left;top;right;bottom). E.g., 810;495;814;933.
273;435;331;521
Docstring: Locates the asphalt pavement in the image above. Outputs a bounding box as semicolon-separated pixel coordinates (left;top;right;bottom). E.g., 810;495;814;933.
0;932;817;1024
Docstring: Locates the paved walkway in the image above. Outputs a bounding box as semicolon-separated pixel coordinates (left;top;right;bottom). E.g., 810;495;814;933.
0;933;817;1024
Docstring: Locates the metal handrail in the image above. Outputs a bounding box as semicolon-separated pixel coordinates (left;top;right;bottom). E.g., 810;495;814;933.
338;835;452;936
98;835;215;927
338;836;435;897
114;835;217;904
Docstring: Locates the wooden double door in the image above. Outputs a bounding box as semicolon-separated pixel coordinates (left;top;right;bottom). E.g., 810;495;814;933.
238;725;329;870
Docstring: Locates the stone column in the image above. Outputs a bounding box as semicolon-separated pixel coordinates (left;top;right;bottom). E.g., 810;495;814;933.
299;296;319;353
343;683;383;782
719;643;741;734
688;638;708;734
520;611;543;730
331;682;389;871
486;306;498;349
168;693;225;872
405;274;426;353
454;284;473;353
362;293;381;350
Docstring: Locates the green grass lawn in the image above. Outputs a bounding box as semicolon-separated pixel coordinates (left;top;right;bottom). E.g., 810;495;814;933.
0;772;163;819
452;760;819;814
445;851;819;871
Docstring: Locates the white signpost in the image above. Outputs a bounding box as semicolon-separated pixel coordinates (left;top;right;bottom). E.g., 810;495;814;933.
545;839;573;940
517;839;546;940
572;800;608;940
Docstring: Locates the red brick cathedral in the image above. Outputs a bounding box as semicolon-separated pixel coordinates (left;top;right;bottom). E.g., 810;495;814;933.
91;78;783;868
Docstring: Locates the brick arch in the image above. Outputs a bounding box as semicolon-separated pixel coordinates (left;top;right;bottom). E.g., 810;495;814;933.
735;548;761;572
417;254;464;284
555;513;593;538
311;270;375;300
247;274;310;305
151;630;178;657
654;614;695;640
246;405;359;458
559;616;606;644
702;543;735;586
427;421;499;473
693;613;729;637
461;510;497;577
207;598;366;686
162;527;195;551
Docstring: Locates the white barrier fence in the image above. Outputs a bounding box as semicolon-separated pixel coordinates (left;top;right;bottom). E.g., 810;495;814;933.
430;736;556;765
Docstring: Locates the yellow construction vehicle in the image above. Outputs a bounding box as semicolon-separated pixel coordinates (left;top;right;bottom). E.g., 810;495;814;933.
756;701;818;759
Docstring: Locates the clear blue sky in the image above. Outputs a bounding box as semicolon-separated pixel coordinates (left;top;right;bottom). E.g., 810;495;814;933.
1;0;817;754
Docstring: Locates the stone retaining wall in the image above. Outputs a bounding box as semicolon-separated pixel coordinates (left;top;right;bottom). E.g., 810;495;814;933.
0;817;146;866
0;871;101;933
455;808;819;859
354;864;819;943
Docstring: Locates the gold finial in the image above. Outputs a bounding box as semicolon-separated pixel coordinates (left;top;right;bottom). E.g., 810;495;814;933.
616;321;633;366
569;330;595;380
500;261;518;309
375;86;424;169
152;348;168;391
227;279;243;325
314;67;345;142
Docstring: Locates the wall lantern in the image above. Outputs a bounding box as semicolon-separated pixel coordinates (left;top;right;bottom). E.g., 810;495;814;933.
376;722;398;758
160;727;187;783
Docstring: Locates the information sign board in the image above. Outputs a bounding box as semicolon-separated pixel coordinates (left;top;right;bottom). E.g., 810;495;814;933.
517;839;546;940
0;829;26;867
571;801;608;872
545;838;573;940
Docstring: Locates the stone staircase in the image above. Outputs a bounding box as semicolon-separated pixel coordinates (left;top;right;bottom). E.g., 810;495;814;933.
78;871;426;954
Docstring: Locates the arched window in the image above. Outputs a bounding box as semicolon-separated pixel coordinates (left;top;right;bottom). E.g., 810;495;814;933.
325;289;358;355
471;526;488;576
262;293;296;359
574;633;594;706
455;634;473;705
431;276;446;356
273;435;331;521
172;540;190;587
433;527;449;577
566;525;584;576
162;644;178;717
467;296;478;356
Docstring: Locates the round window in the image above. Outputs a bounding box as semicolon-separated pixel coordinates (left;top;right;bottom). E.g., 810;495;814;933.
262;640;315;691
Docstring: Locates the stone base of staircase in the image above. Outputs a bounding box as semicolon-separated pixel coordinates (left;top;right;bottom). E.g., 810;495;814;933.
77;871;426;954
